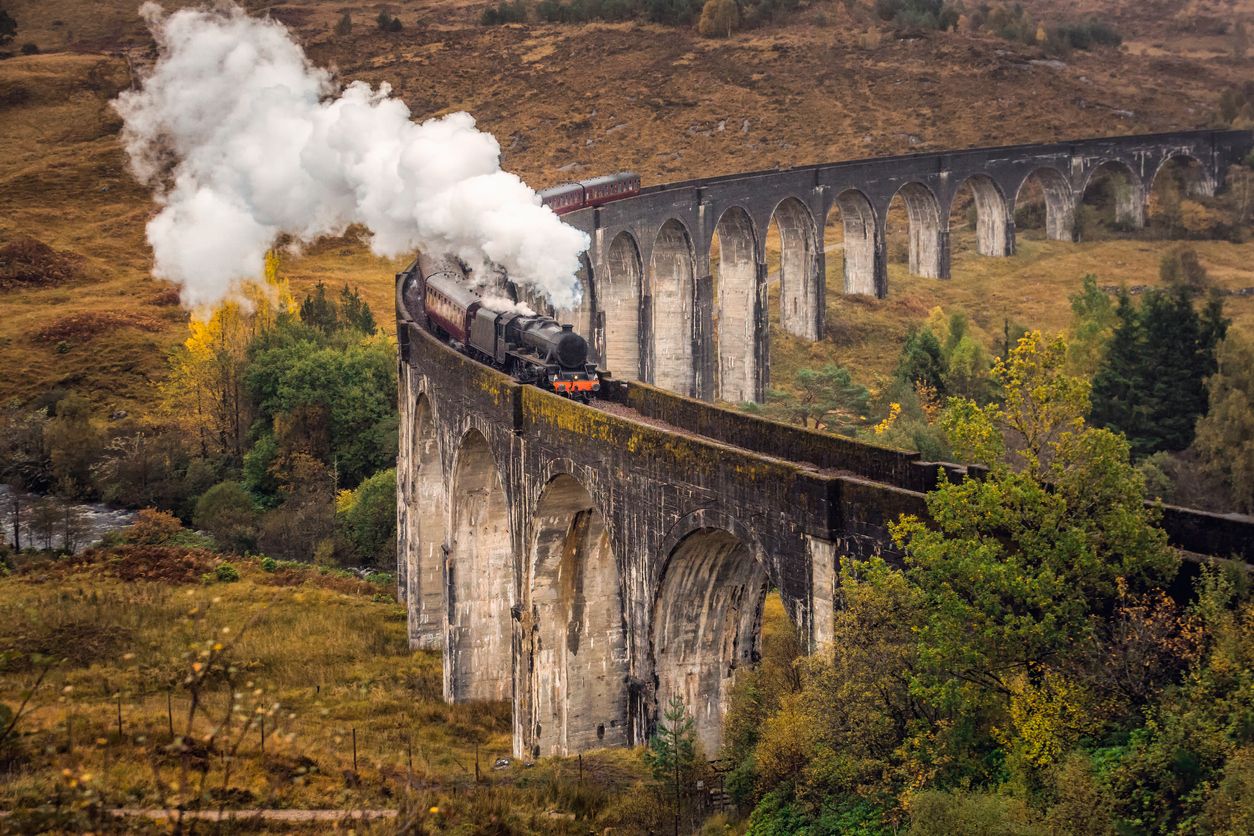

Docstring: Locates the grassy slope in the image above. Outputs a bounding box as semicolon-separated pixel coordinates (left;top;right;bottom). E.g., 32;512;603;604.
0;555;654;829
0;1;1251;416
0;551;790;824
770;229;1254;391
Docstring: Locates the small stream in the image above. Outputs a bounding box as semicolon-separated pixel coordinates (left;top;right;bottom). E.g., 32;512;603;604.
0;485;137;554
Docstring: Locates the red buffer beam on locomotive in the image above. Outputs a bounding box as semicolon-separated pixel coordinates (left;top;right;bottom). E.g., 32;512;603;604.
399;253;604;400
538;171;641;215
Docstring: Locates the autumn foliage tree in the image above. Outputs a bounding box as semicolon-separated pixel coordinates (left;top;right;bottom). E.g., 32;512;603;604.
1193;332;1254;512
737;332;1213;830
698;0;739;37
162;252;294;463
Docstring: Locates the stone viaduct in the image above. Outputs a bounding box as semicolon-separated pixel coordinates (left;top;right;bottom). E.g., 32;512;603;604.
396;130;1254;762
535;128;1252;404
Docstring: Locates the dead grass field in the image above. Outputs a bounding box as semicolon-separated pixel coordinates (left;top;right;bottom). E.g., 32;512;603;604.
0;549;798;829
0;553;664;831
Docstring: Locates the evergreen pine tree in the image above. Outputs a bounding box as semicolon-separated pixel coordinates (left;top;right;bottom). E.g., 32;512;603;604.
299;283;339;334
1138;287;1206;453
1091;290;1145;448
1092;287;1228;456
645;695;698;836
339;285;377;334
895;327;947;396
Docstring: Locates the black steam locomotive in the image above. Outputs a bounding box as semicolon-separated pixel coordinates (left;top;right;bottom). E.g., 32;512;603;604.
400;254;602;399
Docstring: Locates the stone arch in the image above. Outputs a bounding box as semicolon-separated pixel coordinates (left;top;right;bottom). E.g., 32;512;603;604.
770;197;821;340
652;527;770;755
1150;153;1214;199
403;390;446;648
649;219;696;396
890;182;945;278
447;428;513;703
1014;167;1075;242
711;206;760;403
525;474;629;757
603;232;643;380
829;189;879;296
1080;159;1146;229
949;174;1013;257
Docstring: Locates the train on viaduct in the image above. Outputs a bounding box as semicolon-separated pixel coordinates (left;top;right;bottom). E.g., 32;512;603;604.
396;129;1254;761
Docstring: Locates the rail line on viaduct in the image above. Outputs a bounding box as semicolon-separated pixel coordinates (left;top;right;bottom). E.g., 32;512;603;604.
397;129;1254;761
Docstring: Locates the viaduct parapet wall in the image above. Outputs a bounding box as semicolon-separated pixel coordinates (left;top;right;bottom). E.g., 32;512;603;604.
539;129;1253;404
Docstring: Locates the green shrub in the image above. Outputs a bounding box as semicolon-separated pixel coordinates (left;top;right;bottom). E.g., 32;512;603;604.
214;562;240;583
259;555;277;572
335;468;396;568
193;481;258;554
874;0;958;31
482;0;528;24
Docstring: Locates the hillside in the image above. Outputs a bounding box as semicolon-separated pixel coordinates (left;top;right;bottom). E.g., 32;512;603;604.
0;0;1251;413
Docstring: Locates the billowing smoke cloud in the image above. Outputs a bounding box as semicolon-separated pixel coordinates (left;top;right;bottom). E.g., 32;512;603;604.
114;2;588;311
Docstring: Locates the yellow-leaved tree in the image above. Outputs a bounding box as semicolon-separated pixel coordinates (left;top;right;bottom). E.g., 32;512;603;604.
163;251;296;461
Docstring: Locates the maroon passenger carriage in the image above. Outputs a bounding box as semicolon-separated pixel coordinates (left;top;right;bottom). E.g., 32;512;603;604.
538;171;640;215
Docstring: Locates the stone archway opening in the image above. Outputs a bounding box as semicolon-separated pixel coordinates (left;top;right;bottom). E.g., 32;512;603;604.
1149;155;1214;237
767;198;821;341
1079;160;1146;238
447;429;513;703
1014;168;1075;242
711;207;759;404
887;182;944;279
828;189;878;297
402;391;446;648
603;233;643;380
947;174;1012;260
651;528;770;756
526;474;628;757
650;219;696;396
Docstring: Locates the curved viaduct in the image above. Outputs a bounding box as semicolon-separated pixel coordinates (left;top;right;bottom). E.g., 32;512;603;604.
397;130;1254;761
538;129;1252;404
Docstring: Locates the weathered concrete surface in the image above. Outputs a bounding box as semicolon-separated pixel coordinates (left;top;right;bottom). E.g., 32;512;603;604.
556;129;1253;401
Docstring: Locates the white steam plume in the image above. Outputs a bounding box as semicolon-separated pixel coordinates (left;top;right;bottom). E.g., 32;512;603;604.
114;2;588;311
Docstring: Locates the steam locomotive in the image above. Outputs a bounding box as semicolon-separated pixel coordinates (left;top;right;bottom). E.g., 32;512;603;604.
400;254;603;400
538;171;641;215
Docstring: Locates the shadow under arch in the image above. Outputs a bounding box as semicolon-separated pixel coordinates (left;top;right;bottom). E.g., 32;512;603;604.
711;205;760;403
1014;166;1075;242
649;218;696;396
1150;152;1214;199
524;473;629;757
446;428;513;703
651;526;770;756
1080;159;1146;231
602;231;644;380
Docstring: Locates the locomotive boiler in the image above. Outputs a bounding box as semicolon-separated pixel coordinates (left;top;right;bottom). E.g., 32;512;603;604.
400;253;602;399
